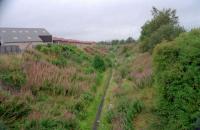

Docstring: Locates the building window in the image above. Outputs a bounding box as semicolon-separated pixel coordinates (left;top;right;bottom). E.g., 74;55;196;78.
27;36;32;40
13;37;18;40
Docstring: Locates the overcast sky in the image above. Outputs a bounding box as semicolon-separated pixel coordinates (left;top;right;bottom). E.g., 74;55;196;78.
0;0;200;41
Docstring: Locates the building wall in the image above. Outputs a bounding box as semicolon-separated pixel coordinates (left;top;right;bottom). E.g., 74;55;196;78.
0;45;21;54
3;42;47;50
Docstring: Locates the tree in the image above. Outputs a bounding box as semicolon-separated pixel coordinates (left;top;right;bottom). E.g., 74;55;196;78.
126;37;135;43
139;7;185;52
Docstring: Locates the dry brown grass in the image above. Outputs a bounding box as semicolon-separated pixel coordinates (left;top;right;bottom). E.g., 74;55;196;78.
63;111;75;120
23;61;95;96
28;111;42;120
112;116;124;130
24;61;73;88
131;52;152;79
0;54;22;71
132;87;157;130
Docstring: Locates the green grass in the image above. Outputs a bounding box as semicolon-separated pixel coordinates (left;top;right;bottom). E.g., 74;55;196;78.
79;70;111;130
0;44;112;130
99;44;159;130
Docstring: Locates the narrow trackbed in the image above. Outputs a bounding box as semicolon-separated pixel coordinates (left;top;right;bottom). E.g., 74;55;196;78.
92;69;112;130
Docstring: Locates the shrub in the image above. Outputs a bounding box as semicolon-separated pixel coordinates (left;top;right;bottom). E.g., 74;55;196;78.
153;29;200;130
93;55;106;72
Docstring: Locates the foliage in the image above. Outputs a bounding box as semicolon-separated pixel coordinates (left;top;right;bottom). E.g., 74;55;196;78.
0;92;31;128
0;70;26;89
106;98;143;130
36;44;89;65
24;118;78;130
51;56;68;67
140;24;184;52
139;7;185;52
0;121;9;130
153;29;200;130
93;55;106;72
0;44;108;130
98;37;136;45
126;37;136;43
0;56;26;89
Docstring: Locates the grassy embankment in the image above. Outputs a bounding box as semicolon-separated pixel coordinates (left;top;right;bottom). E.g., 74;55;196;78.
99;44;159;130
0;44;110;130
99;30;200;130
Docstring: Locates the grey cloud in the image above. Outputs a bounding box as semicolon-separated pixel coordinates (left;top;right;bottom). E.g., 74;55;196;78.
0;0;200;41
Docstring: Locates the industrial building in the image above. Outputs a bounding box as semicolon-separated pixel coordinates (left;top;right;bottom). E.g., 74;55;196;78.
0;27;52;50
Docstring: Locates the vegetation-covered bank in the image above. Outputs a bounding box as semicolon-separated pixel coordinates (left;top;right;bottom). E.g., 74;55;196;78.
1;6;200;130
153;29;200;130
99;44;158;130
0;44;110;130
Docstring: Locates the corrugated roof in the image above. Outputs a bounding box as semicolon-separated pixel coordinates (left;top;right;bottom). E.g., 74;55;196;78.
0;27;51;44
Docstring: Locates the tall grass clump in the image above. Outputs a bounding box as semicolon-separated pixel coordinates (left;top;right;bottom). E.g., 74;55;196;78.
23;118;78;130
0;92;31;128
0;55;26;89
106;97;143;130
24;61;93;96
153;29;200;130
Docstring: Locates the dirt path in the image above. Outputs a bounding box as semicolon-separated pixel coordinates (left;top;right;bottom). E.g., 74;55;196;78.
92;69;113;130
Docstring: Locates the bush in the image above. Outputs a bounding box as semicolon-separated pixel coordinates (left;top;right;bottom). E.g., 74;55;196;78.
153;29;200;130
93;55;106;72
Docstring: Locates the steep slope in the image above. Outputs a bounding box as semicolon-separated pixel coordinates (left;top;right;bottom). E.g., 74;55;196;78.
0;44;110;130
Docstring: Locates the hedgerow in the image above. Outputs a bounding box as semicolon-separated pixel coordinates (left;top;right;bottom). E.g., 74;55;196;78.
153;29;200;130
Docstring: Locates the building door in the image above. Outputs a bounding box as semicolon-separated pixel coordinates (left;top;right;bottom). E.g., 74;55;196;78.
0;37;2;46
